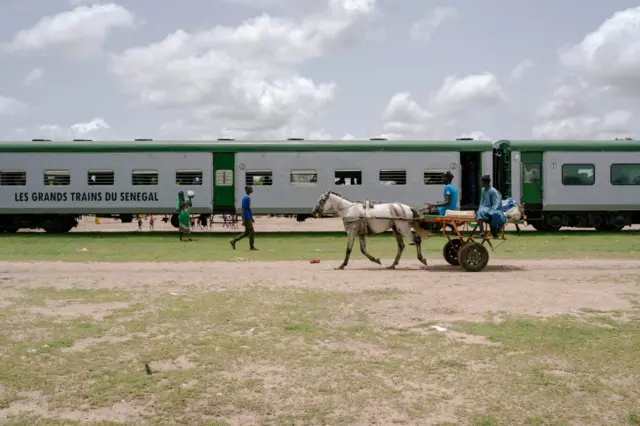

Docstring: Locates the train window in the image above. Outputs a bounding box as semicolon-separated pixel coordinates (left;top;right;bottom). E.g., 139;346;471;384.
290;169;317;185
561;164;595;186
523;164;541;184
379;169;406;185
215;169;233;186
335;170;361;186
610;164;640;185
424;170;448;185
0;170;26;186
44;170;70;186
87;170;114;186
132;170;158;186
176;170;203;185
246;170;273;186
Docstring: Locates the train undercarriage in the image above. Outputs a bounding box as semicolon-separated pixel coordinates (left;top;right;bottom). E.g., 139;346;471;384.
0;212;314;233
525;210;638;232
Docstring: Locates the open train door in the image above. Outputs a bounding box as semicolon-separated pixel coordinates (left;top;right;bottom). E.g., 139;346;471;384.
520;151;543;222
213;152;236;214
459;151;481;210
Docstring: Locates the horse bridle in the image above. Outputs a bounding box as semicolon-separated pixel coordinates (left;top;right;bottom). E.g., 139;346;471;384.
314;190;347;216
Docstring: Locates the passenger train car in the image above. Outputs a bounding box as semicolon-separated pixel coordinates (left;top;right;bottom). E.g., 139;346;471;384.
493;139;640;231
0;139;492;232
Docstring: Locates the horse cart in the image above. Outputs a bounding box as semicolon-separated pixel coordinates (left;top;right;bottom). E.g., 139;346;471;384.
418;213;525;272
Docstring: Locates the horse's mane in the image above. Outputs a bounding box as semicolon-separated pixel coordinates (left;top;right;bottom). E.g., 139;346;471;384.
325;189;355;202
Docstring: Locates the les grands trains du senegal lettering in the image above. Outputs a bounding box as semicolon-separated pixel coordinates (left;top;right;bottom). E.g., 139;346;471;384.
13;191;160;203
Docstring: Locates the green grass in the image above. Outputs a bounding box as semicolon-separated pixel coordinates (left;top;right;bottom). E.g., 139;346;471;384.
0;285;638;425
1;231;639;262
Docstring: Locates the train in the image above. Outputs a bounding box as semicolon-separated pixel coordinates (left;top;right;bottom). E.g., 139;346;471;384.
0;138;639;233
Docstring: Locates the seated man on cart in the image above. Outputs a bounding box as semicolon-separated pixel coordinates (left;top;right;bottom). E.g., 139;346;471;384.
410;171;458;245
425;171;458;216
476;175;507;239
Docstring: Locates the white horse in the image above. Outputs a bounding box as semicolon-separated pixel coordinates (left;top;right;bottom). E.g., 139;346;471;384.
311;190;428;270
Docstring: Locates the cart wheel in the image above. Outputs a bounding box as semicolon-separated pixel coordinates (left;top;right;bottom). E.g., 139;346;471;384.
442;239;462;266
458;242;489;272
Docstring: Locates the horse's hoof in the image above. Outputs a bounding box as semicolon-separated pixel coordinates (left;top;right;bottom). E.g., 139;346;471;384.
335;266;345;270
374;258;382;265
386;265;396;270
420;259;427;265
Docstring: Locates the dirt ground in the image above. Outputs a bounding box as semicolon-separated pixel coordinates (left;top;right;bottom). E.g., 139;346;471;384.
2;258;639;324
1;258;639;425
23;215;640;233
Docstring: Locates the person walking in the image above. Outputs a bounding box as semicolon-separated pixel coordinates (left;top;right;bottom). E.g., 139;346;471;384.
230;186;258;251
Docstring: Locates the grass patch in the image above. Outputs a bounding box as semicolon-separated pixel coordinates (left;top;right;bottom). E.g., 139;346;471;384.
1;231;639;262
0;284;638;425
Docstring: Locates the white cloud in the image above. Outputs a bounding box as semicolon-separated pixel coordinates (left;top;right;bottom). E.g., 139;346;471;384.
23;68;44;86
532;109;632;139
457;131;491;140
380;73;506;139
110;0;377;139
71;117;110;134
558;6;640;96
410;6;458;42
430;72;507;111
532;80;632;139
3;3;134;56
0;96;27;115
509;59;534;82
14;118;113;141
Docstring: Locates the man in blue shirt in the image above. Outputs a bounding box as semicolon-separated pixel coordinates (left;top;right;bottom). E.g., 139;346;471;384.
425;171;459;216
230;186;258;251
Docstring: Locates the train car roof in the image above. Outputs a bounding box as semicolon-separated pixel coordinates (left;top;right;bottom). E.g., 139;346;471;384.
0;139;494;153
495;139;640;152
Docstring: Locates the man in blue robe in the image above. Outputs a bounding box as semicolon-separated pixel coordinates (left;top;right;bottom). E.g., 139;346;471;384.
476;175;507;239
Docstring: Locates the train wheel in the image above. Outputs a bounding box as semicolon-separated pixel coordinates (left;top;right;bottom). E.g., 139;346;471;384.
458;242;489;272
532;223;561;232
595;224;624;232
442;239;462;266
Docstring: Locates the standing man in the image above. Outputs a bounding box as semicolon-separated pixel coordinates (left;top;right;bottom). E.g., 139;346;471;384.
476;175;507;239
425;171;458;216
177;191;193;242
230;186;258;251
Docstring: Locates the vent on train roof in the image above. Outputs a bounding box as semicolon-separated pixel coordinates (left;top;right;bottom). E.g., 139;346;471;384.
456;138;473;140
73;139;93;141
134;138;153;141
370;137;387;140
32;138;51;141
287;138;304;140
217;138;235;141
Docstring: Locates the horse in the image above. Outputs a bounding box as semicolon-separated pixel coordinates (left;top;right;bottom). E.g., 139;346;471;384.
311;190;428;270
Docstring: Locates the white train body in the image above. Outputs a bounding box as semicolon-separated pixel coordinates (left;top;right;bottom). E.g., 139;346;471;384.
0;140;492;232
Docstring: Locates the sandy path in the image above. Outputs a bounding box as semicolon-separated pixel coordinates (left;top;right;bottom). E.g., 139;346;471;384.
2;259;638;324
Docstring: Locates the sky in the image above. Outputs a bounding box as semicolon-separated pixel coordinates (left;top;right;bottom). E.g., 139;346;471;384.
0;0;639;142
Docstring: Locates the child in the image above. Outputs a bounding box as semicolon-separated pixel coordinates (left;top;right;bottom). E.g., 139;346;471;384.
178;202;192;241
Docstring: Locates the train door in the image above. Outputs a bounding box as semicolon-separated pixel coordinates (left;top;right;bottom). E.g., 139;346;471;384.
520;152;543;219
492;144;511;198
459;152;481;210
213;152;235;213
